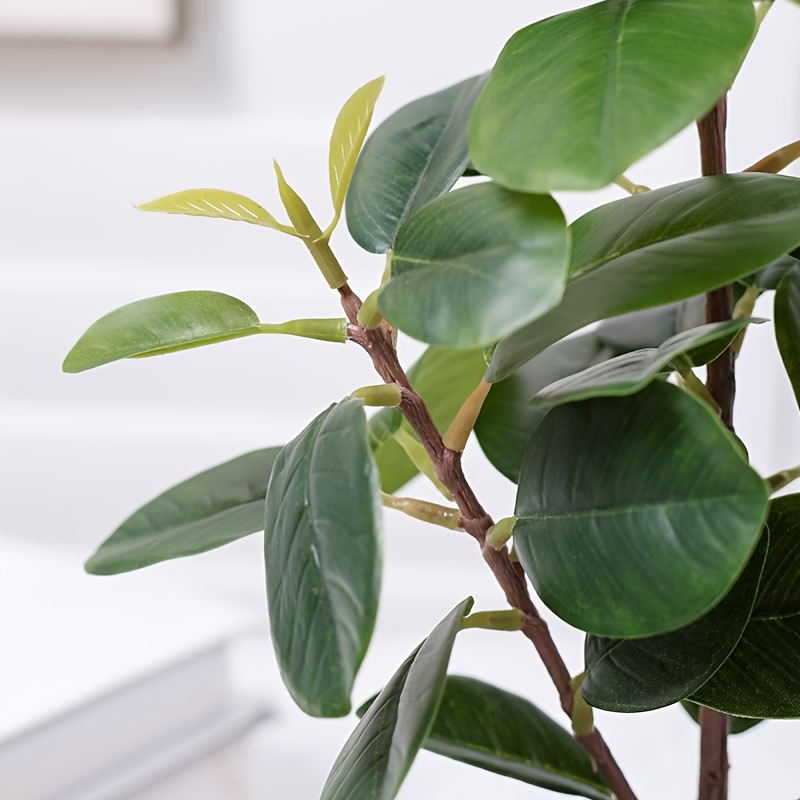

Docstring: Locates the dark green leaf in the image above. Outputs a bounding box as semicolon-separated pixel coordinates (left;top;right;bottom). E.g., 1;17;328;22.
371;347;486;493
514;381;769;638
264;398;381;717
531;319;758;411
475;334;611;483
488;174;800;381
775;262;800;408
320;598;473;800
691;495;800;718
382;182;568;347
469;0;755;192
85;448;281;575
63;291;260;373
583;532;768;712
746;254;799;290
346;75;488;254
681;701;762;735
426;676;610;799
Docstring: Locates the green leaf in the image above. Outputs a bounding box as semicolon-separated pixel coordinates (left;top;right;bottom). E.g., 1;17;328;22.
530;319;759;411
425;676;610;799
775;262;800;409
468;0;755;192
751;253;799;290
264;398;382;717
583;531;768;713
323;76;385;239
85;448;281;575
681;701;762;735
382;182;569;348
137;188;297;235
488;174;800;381
371;347;486;493
691;494;800;718
475;333;612;483
63;291;261;373
514;381;769;638
346;74;488;254
320;598;473;800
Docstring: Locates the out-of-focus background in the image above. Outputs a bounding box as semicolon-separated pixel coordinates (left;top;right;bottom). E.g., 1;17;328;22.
1;2;799;798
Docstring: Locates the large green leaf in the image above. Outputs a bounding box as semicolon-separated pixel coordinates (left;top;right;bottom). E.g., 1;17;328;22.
264;398;382;718
583;532;768;713
514;381;769;638
85;448;281;575
426;676;610;799
382;183;568;348
475;334;611;483
775;262;800;409
371;347;486;493
63;291;260;373
346;74;488;254
468;0;755;192
320;598;473;800
488;174;800;381
691;495;800;718
530;319;757;411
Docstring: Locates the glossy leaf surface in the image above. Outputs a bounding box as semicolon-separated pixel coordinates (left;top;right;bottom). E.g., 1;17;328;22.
85;448;281;575
324;76;385;237
583;532;767;712
469;0;755;192
320;598;472;800
426;676;609;799
488;174;800;381
691;495;800;718
383;183;568;347
346;74;488;253
63;291;260;373
515;382;769;638
530;319;757;410
475;334;611;483
265;398;381;717
775;262;800;408
137;188;296;234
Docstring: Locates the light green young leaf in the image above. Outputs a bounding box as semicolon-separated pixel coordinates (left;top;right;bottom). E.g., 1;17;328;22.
137;188;298;235
264;398;382;718
85;448;281;575
469;0;755;192
775;262;800;409
63;291;261;373
322;76;385;240
320;598;473;800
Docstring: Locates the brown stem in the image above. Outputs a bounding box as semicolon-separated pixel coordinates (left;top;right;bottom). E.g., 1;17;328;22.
696;97;732;800
338;284;638;800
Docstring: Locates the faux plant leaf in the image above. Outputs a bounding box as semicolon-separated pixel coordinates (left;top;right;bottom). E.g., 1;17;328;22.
137;188;297;235
775;262;800;408
488;174;800;381
371;347;486;493
514;381;769;638
323;76;385;239
583;531;768;713
530;319;758;411
320;598;473;800
681;701;762;735
425;676;610;799
468;0;755;192
346;74;488;254
691;494;800;718
85;448;281;575
382;182;569;347
751;253;799;290
475;333;612;483
264;398;382;718
63;291;261;373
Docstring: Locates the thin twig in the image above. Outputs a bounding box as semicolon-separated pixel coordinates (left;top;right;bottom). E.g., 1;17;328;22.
338;283;639;800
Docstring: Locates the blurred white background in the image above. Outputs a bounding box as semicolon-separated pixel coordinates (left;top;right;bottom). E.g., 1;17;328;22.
1;1;799;799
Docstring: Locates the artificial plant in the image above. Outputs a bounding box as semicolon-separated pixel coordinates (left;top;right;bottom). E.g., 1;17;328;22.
64;1;800;798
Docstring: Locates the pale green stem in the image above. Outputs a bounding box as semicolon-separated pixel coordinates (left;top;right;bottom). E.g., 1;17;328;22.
767;465;800;494
381;492;462;530
744;139;800;174
614;174;651;195
731;286;761;358
675;360;721;415
570;674;595;736
352;383;403;407
393;427;453;500
755;0;774;32
258;318;347;343
443;380;493;452
357;289;384;329
486;516;518;550
460;609;525;632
